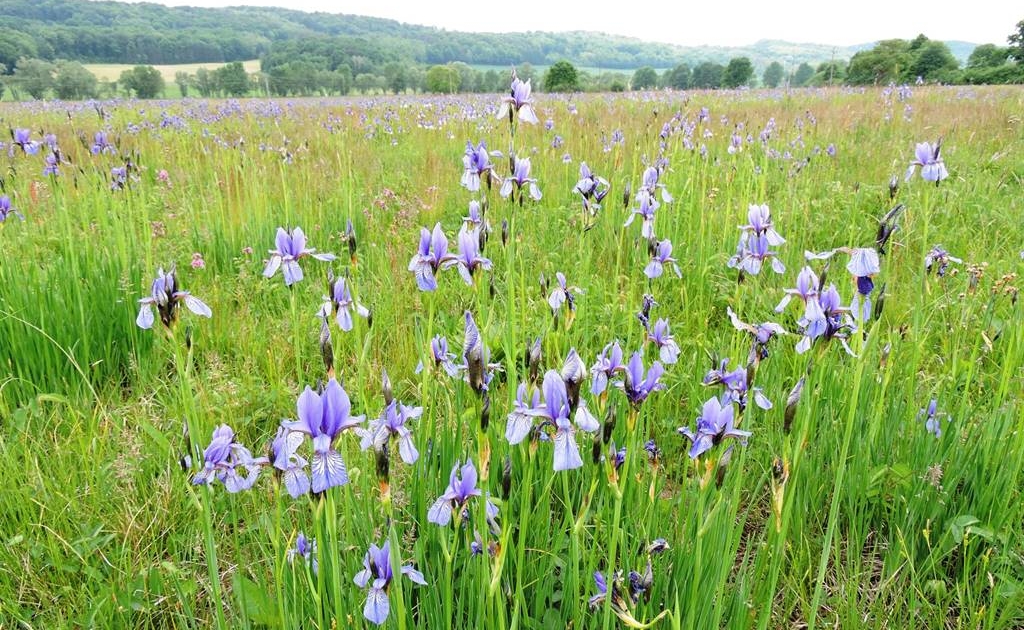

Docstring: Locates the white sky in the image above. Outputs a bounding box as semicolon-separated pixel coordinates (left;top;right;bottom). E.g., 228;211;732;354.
139;0;1017;46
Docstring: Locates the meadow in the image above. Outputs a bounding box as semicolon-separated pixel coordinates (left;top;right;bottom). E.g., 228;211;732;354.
0;81;1022;630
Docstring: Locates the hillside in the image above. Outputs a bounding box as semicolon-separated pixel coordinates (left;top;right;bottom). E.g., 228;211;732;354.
0;0;977;72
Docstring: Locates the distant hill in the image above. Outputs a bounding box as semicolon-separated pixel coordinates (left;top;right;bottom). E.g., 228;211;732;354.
0;0;978;71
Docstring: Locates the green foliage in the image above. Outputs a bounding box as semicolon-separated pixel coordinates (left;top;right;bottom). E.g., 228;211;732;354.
542;60;579;92
54;60;98;100
174;70;190;97
213;61;249;96
424;64;461;93
762;61;784;88
1007;19;1024;63
911;41;959;82
791;62;814;86
691;61;724;88
723;56;754;87
13;57;55;99
119;65;164;99
967;44;1010;68
810;60;846;86
0;31;38;71
846;39;912;85
631;66;659;89
663;63;691;89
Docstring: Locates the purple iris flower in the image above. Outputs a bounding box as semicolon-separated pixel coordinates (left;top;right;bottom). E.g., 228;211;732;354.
702;358;772;411
678;397;750;459
796;283;856;356
91;131;116;155
728;233;785;275
12;129;40;155
640;165;672;204
905;140;948;183
647;319;680;365
263;227;336;286
192;424;266;492
645;239;682;279
320;275;369;332
43;153;61;176
534;371;600;471
590;341;626;396
617;352;666;407
623;190;658;238
548;272;580;316
918;398;944;438
574;162;610;215
499;157;542;203
727;307;786;360
281;378;364;493
462;140;500;191
358;400;423;464
925;245;962;277
408;223;454;291
740;204;785;246
498;71;539;125
110;166;129;190
775;266;819;313
463;200;489;233
505;382;542;445
353;540;427;626
0;195;24;222
136;266;212;329
271;424;310;498
442;225;492;285
287;532;318;575
427;459;498;524
807;248;879;324
415;335;463;378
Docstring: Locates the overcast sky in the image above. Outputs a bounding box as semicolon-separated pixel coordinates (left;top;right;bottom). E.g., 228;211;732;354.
139;0;1017;47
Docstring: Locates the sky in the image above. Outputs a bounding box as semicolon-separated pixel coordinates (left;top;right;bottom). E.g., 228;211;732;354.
138;0;1017;47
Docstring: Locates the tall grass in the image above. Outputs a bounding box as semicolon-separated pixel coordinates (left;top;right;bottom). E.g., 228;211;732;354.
1;85;1022;629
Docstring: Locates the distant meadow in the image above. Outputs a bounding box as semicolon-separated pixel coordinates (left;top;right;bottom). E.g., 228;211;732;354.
1;82;1023;629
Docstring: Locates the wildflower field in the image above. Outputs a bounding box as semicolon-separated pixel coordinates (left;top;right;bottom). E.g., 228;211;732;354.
1;81;1023;629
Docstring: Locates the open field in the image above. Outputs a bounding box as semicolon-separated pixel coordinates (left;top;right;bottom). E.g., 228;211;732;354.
83;59;262;82
1;85;1023;629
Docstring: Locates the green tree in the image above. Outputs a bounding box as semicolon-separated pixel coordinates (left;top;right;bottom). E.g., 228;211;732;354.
383;62;408;94
543;60;579;92
213;61;249;96
424;65;461;93
792;62;814;87
846;40;911;85
174;71;191;97
54;60;98;100
1010;20;1024;63
810;60;846;86
14;57;55;99
967;44;1010;68
120;65;164;99
723;57;754;88
194;68;215;97
664;63;691;89
0;64;7;101
0;32;38;72
351;73;377;93
631;66;659;89
762;61;784;88
691;62;724;89
910;41;958;82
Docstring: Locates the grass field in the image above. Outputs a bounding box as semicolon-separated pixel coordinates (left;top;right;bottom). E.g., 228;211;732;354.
83;59;262;82
1;84;1023;629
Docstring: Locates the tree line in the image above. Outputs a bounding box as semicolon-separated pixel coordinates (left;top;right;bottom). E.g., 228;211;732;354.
2;21;1021;100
